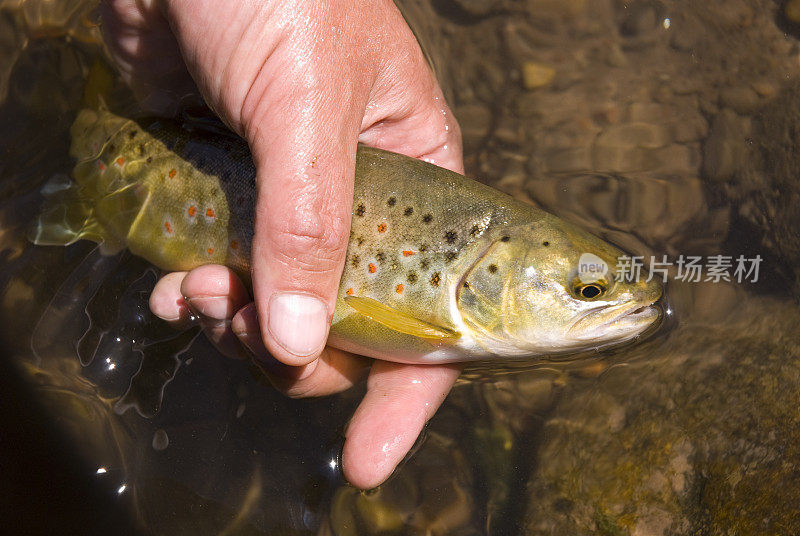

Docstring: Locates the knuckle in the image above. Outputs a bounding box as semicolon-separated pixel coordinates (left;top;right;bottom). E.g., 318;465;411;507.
262;208;350;273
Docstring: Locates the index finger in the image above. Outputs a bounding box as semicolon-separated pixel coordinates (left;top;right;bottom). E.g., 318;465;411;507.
341;361;462;489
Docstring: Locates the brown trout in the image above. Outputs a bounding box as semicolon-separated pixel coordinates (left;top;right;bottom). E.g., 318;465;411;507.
31;108;662;363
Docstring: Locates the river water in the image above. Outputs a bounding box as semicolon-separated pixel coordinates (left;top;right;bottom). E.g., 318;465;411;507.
1;0;799;534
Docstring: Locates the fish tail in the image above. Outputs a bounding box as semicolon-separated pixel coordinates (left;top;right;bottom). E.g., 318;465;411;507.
27;175;124;254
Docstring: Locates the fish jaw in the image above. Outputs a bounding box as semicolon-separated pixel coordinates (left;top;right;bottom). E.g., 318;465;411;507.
566;298;663;347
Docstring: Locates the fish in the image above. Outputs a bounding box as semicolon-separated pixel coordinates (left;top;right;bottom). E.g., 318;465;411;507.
30;108;663;364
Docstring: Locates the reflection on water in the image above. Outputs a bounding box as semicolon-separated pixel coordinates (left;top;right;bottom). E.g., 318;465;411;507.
2;0;800;534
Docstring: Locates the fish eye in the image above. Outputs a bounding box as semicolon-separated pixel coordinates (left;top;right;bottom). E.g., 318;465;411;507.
574;282;606;300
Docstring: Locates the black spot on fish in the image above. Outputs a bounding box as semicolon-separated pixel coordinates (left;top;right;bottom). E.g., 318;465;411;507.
376;252;386;263
420;244;429;253
420;259;429;270
430;272;441;287
355;203;366;217
470;224;480;237
422;214;433;224
463;281;470;289
108;144;115;153
501;235;510;242
351;255;360;268
444;230;457;244
404;207;413;216
542;241;550;246
488;264;498;273
444;251;457;263
146;156;153;164
356;236;365;247
387;197;396;207
128;130;137;139
407;271;418;283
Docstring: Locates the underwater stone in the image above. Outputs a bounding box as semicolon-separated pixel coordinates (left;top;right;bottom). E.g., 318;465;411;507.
592;122;670;172
521;61;556;90
701;108;750;182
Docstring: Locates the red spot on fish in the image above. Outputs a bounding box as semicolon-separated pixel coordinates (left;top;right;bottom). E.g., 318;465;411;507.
164;221;173;234
346;288;354;295
396;284;404;294
377;223;387;233
97;161;106;171
115;157;125;166
206;208;215;218
403;250;414;257
207;248;215;255
230;240;239;250
169;169;177;178
187;205;197;217
368;263;376;273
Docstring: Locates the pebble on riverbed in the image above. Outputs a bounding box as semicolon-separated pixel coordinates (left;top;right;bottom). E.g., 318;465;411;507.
521;61;555;90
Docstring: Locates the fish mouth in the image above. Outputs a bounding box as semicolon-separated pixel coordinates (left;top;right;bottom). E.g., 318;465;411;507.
567;299;662;342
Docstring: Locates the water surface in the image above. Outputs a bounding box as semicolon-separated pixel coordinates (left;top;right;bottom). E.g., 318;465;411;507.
1;0;799;534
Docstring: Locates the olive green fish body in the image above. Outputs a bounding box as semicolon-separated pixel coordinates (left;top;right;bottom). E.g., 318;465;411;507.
67;109;255;279
32;109;663;363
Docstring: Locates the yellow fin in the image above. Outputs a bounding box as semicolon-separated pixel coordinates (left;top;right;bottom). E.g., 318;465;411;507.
82;59;114;110
343;295;460;341
28;177;127;254
28;177;94;245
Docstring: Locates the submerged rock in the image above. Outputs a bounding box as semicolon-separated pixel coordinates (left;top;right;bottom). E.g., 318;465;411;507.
523;283;800;534
732;82;800;294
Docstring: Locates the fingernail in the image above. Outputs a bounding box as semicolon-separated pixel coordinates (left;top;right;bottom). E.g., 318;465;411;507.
185;296;236;320
267;292;328;358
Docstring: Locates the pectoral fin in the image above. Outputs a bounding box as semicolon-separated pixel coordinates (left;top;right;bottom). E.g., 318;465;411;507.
28;177;133;254
343;295;460;341
28;177;98;246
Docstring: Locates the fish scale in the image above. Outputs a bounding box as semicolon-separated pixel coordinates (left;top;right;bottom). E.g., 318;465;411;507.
31;108;663;364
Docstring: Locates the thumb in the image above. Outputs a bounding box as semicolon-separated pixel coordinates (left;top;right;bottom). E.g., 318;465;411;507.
246;88;365;366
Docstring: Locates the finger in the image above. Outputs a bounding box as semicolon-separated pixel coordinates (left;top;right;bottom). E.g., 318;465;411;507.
360;74;464;175
180;264;251;359
341;362;462;489
232;304;371;396
354;12;463;175
149;271;194;329
100;0;200;114
243;69;368;368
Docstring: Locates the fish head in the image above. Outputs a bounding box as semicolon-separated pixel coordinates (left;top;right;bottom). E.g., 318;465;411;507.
455;216;662;357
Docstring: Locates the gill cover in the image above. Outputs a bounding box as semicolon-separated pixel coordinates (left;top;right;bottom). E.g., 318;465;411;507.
455;234;543;355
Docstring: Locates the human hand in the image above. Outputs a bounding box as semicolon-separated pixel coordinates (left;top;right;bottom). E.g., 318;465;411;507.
101;0;464;488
